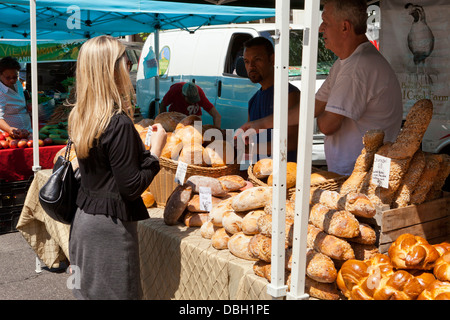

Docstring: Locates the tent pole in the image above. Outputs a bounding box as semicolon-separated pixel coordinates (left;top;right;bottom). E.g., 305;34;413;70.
287;0;320;300
154;29;160;115
30;0;41;173
266;0;289;300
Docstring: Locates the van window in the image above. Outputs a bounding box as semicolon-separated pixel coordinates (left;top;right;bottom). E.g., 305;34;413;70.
224;33;254;75
266;29;336;78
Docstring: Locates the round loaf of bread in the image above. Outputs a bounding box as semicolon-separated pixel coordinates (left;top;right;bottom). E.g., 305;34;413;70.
228;232;258;261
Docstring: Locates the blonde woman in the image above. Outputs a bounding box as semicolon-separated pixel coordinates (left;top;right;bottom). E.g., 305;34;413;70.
68;35;166;300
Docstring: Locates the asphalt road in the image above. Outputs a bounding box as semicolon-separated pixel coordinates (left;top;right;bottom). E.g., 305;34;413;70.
0;231;75;300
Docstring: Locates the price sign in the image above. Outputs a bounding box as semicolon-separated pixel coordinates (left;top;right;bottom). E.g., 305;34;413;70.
199;186;212;212
372;154;391;189
174;161;188;185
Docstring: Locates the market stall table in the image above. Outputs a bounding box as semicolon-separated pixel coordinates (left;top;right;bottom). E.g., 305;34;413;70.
0;145;65;182
17;169;272;299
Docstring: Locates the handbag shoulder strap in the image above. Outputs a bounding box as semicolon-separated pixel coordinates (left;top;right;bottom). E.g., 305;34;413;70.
64;138;73;161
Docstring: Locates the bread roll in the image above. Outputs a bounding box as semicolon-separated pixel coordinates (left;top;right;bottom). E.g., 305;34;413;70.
163;184;193;226
306;249;338;283
211;227;232;250
434;242;450;256
256;214;294;247
410;153;443;205
308;203;360;238
392;150;426;208
253;158;273;179
175;124;203;147
267;162;297;189
217;175;247;192
222;210;247;234
204;139;234;167
154;111;186;132
134;118;155;133
310;170;343;186
433;251;450;282
417;279;450;300
185;175;228;198
307;224;355;261
228;232;258;261
388;233;440;270
248;234;272;262
141;191;155;208
161;132;183;160
241;209;265;235
347;223;377;245
183;212;209;227
179;114;202;126
210;196;235;227
178;142;209;166
387;99;433;160
231;186;272;212
200;220;219;239
263;199;295;219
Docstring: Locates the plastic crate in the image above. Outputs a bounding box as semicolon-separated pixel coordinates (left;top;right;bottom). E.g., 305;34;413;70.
0;177;33;208
0;207;21;234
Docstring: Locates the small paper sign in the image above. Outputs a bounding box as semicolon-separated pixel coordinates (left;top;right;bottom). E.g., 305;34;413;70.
372;154;391;188
199;186;212;212
174;161;188;185
145;126;152;146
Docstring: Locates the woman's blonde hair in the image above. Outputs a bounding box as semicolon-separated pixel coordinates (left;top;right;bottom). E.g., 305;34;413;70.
68;35;135;159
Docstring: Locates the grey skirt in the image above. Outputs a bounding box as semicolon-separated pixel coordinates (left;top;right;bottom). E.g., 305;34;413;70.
68;207;142;300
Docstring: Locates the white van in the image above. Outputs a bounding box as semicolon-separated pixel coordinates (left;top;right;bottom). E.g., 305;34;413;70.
136;23;335;164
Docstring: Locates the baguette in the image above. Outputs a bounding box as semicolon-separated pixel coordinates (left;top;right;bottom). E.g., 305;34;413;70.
340;129;385;195
410;153;443;205
392;149;426;208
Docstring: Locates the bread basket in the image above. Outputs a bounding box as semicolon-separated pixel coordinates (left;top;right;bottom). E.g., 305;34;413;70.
148;156;241;207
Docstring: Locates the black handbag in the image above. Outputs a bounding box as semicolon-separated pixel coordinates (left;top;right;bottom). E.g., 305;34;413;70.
39;138;80;224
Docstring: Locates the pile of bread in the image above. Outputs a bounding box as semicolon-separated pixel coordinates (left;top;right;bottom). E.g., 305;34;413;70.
250;158;344;190
135;112;234;167
337;234;450;300
339;99;450;208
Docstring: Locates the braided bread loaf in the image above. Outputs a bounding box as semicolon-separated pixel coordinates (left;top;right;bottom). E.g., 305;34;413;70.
388;234;440;270
433;251;450;282
417;279;450;300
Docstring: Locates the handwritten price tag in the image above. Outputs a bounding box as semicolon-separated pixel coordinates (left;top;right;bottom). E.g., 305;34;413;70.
174;161;188;185
199;187;212;212
145;126;152;146
372;154;391;189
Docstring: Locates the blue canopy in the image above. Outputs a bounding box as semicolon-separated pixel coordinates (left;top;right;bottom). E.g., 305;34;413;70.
0;0;275;40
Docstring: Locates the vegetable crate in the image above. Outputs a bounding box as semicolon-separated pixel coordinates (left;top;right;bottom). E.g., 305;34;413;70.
0;177;33;234
359;193;450;253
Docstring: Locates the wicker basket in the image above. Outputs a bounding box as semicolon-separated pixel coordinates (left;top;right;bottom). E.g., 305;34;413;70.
247;165;347;198
149;157;241;207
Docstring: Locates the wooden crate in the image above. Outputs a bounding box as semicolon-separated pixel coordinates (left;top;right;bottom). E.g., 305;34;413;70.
359;194;450;254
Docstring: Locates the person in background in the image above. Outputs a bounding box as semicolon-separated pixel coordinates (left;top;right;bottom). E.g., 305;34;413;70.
0;56;32;135
239;0;402;175
241;36;300;162
67;35;167;300
159;81;222;128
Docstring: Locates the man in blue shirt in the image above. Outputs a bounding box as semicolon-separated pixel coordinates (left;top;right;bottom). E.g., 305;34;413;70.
243;36;300;162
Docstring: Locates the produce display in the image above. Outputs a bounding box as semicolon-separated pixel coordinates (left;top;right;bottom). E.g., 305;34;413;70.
158;99;450;300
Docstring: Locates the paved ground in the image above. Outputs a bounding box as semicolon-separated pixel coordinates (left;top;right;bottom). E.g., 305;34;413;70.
0;231;75;300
